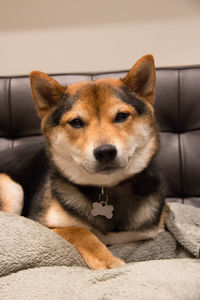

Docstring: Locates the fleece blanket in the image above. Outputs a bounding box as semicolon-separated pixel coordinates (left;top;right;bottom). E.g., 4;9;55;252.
0;203;199;299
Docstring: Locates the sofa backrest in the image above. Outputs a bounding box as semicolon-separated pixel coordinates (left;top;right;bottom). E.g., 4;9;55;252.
0;67;200;206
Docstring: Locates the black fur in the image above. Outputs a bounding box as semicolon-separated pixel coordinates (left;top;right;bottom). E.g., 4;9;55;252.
115;86;147;115
49;160;166;234
49;93;78;127
0;79;165;239
0;141;48;216
44;84;147;130
0;140;165;233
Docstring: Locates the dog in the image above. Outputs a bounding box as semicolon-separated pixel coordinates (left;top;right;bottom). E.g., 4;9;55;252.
0;55;169;270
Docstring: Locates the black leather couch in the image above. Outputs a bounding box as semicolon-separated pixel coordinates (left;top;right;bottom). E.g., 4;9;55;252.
0;67;200;208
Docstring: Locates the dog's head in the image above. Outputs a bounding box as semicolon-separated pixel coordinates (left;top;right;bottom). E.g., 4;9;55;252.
30;55;159;186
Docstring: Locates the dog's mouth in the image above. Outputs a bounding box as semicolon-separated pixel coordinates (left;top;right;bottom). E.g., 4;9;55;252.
81;162;123;175
95;164;122;174
81;157;128;175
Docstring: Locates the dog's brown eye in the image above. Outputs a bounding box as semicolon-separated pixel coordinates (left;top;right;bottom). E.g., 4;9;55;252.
114;112;130;123
69;118;85;128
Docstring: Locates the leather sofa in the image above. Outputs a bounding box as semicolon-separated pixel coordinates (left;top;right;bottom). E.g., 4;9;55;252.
0;66;200;208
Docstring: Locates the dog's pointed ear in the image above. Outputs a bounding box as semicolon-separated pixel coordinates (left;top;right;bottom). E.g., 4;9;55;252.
30;71;65;118
121;55;156;104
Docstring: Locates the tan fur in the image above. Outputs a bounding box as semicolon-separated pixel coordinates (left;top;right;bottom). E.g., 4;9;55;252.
131;195;161;228
43;195;166;246
44;198;89;228
59;98;137;157
158;203;170;230
52;226;125;270
30;71;66;119
94;204;170;246
28;54;167;270
31;58;157;177
0;174;23;214
43;78;158;186
122;54;156;104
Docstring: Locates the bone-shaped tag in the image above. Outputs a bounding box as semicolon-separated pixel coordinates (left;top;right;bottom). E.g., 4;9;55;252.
91;202;114;219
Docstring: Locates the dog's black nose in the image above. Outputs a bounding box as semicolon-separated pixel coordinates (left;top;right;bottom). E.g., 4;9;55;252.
94;144;117;162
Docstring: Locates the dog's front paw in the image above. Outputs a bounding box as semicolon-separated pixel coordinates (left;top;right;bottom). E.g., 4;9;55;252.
53;226;125;270
85;253;125;270
104;255;125;270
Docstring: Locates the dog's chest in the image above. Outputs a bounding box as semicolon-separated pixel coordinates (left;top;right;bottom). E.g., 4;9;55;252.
49;179;149;233
42;186;161;246
42;169;162;237
77;184;135;228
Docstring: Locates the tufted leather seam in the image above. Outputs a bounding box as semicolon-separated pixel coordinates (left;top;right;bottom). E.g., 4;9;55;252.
159;128;200;134
1;66;200;80
177;70;184;203
7;78;13;148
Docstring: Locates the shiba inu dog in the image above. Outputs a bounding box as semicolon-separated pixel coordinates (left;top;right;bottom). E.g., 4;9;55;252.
0;55;168;270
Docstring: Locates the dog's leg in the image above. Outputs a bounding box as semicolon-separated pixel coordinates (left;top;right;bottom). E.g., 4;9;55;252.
0;173;24;214
158;203;170;231
52;226;125;270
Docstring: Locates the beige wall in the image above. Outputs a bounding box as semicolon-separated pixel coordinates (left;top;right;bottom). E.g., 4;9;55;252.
0;0;200;75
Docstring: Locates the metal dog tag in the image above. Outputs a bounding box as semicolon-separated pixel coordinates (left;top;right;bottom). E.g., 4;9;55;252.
91;187;114;219
91;202;114;219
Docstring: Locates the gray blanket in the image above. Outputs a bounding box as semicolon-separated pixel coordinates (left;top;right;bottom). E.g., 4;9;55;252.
0;203;200;299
